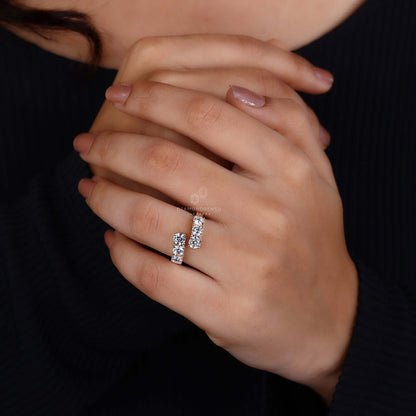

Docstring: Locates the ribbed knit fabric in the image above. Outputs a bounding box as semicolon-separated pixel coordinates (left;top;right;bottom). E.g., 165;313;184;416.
0;0;415;414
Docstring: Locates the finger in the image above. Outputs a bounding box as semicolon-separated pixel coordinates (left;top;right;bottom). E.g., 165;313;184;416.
266;38;289;50
118;34;333;94
105;229;223;333
148;66;306;106
225;86;336;187
148;68;330;153
105;80;297;177
79;177;231;277
74;131;247;222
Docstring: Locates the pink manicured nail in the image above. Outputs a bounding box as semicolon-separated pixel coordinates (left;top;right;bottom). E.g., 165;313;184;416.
105;83;132;105
78;178;96;199
230;85;266;108
319;125;331;147
314;69;334;86
73;133;95;154
104;230;115;248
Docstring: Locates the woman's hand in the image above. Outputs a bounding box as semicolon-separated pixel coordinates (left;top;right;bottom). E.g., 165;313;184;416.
74;80;358;405
90;34;333;193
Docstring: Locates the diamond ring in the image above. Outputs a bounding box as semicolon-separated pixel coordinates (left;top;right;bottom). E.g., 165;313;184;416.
188;214;205;249
171;232;186;264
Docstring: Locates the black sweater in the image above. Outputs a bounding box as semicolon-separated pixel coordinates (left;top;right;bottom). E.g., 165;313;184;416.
0;0;415;414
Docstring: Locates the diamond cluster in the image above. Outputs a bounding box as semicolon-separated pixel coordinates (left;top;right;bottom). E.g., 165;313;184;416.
188;216;204;249
171;232;186;264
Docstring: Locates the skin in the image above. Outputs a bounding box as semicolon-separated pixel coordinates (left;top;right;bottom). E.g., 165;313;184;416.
74;78;359;404
89;35;335;197
12;0;366;407
14;0;365;68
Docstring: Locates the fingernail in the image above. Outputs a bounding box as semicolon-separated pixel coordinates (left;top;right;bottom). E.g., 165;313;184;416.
104;230;115;248
73;133;95;154
319;125;331;147
314;68;334;86
78;178;96;200
230;85;266;108
105;83;132;105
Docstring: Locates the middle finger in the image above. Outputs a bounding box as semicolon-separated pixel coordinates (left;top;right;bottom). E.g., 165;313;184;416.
78;177;232;279
74;131;248;223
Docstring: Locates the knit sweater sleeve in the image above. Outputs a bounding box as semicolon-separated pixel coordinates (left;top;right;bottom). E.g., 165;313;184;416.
0;151;191;415
328;257;416;415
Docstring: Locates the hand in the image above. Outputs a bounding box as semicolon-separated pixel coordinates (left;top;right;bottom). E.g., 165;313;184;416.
90;34;333;194
74;80;359;405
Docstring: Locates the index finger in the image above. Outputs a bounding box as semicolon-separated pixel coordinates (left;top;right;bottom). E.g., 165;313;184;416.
106;80;298;176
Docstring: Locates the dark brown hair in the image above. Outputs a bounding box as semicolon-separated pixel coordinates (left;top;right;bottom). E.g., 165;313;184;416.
0;0;102;65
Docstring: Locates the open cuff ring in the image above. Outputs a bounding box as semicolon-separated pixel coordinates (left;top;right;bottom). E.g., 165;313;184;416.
188;214;205;250
171;232;186;265
170;214;205;265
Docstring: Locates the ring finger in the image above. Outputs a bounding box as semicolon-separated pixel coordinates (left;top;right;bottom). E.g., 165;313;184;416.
78;177;231;278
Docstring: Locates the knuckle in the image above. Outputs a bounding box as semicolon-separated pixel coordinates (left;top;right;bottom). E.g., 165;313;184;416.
136;80;160;99
93;132;119;164
129;36;161;62
268;38;288;50
86;180;105;212
129;199;161;236
283;99;310;128
248;249;274;280
257;69;281;95
286;151;315;184
235;35;265;58
291;53;313;76
186;96;224;129
137;259;161;295
141;200;162;235
263;203;292;241
142;139;182;177
256;70;299;100
305;105;321;132
129;81;161;117
245;194;292;242
148;69;178;84
268;208;293;240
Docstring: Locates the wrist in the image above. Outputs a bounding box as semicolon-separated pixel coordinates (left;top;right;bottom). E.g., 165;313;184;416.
309;258;359;406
